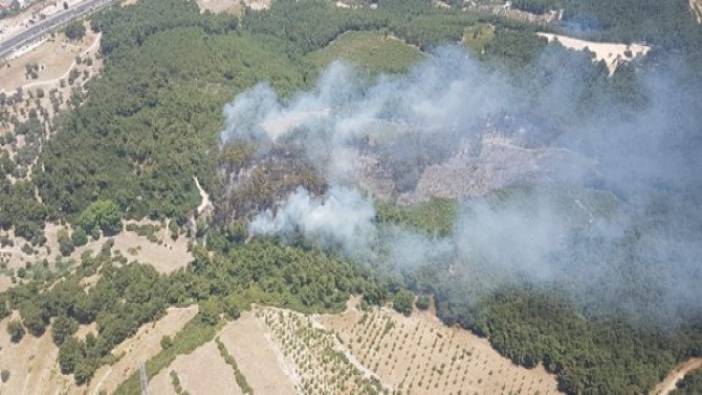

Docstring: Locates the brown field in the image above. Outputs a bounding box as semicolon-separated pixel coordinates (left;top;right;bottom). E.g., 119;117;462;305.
218;311;299;394
148;340;243;395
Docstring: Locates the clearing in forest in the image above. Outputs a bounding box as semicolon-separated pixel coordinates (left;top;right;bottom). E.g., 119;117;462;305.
537;32;650;75
463;23;495;54
306;30;424;74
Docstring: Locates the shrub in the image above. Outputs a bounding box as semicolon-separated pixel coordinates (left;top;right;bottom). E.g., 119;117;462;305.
415;295;431;310
161;335;173;350
71;227;89;246
392;290;414;316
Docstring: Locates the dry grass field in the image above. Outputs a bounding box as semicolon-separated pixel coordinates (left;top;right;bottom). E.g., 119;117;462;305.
218;312;299;394
0;312;65;395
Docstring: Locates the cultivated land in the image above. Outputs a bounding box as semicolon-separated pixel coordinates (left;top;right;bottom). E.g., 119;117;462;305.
139;299;559;395
318;297;560;395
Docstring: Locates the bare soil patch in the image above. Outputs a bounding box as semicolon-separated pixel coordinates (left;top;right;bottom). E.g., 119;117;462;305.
537;32;650;75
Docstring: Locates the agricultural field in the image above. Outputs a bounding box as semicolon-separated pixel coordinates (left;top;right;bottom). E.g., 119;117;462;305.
318;297;559;395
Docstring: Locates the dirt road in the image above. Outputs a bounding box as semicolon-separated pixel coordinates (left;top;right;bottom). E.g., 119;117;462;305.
651;357;702;395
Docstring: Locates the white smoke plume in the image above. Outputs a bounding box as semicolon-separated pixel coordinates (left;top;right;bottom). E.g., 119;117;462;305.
248;186;376;256
220;45;702;325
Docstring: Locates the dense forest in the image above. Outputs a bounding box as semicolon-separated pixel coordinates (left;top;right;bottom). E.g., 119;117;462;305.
1;0;701;393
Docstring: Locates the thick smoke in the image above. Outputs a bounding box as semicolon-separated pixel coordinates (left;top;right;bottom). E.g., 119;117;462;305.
220;45;702;325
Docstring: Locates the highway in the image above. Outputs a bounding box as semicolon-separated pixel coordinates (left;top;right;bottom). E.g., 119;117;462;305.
0;0;114;60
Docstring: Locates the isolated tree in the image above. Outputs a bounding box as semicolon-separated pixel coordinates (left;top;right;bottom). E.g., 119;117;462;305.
7;320;25;343
160;335;173;350
0;369;9;383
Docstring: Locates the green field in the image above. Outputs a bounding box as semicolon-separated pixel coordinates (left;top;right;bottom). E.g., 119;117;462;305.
306;30;424;73
463;23;496;54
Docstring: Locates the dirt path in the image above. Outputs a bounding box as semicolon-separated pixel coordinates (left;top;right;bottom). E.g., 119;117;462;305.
194;176;212;216
651;357;702;395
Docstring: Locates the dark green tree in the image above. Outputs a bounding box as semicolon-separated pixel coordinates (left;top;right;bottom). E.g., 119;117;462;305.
7;320;25;343
392;290;415;316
